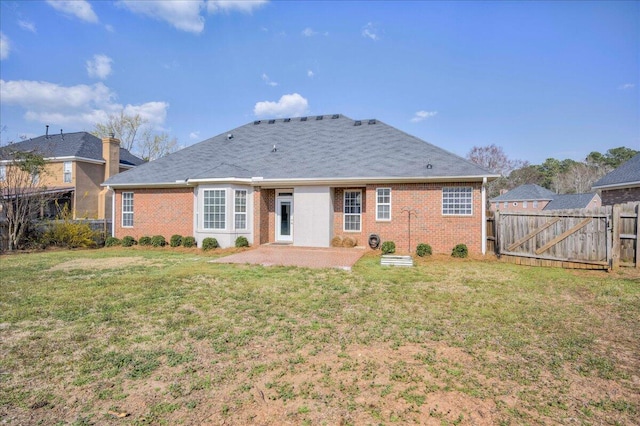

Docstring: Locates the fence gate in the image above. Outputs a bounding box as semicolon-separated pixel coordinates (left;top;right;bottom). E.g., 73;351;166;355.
492;203;639;270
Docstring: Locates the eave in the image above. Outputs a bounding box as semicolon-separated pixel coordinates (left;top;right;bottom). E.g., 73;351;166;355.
591;181;640;191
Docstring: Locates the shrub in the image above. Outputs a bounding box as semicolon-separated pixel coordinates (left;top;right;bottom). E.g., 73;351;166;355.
331;236;343;247
139;236;152;246
105;236;121;247
42;220;98;249
121;236;137;247
381;241;396;254
451;243;468;258
235;236;249;248
151;235;166;247
342;236;357;248
170;234;183;247
416;243;432;257
182;236;196;248
202;237;219;250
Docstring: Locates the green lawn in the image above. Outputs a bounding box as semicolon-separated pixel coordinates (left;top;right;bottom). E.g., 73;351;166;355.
0;248;638;425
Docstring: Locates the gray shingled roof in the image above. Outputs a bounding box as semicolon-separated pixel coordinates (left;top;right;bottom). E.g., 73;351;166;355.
0;132;144;166
491;184;556;202
592;153;640;189
104;114;498;186
543;193;599;210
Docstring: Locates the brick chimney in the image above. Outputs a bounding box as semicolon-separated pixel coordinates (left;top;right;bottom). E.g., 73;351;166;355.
102;133;121;180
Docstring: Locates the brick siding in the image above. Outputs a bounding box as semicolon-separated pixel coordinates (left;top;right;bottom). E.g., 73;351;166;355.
114;188;193;239
600;187;640;205
333;183;484;254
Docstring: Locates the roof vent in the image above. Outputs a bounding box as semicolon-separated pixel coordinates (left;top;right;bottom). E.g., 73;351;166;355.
426;162;433;169
271;144;277;152
268;119;275;124
45;125;49;139
60;129;64;141
284;118;291;122
253;120;261;125
316;115;323;120
354;120;362;126
368;119;377;125
331;114;339;119
300;117;307;121
226;133;234;140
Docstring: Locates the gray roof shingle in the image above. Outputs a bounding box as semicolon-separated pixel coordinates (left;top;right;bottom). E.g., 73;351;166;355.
491;184;556;202
592;153;640;189
0;132;144;166
543;193;599;210
104;114;498;186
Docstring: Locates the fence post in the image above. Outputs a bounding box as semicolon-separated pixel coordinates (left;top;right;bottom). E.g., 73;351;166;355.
612;204;621;270
494;211;500;257
635;203;640;269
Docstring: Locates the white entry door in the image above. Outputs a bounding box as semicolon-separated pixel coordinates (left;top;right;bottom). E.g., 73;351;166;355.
276;197;293;242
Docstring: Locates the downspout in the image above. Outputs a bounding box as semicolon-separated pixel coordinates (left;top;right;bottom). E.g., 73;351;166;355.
481;177;487;255
109;186;115;237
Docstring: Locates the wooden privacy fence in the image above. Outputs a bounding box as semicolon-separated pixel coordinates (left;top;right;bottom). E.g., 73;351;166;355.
489;202;639;270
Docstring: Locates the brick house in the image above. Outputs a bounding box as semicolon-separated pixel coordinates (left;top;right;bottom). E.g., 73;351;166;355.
591;153;640;205
104;115;499;254
0;131;144;220
490;184;601;212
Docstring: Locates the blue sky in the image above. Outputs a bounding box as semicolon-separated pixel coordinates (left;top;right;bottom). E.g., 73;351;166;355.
1;0;638;164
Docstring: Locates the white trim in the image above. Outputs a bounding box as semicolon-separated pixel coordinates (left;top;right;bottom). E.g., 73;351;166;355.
591;181;640;191
343;189;362;232
202;188;227;230
275;196;293;242
109;186;115;236
122;192;134;228
234;189;248;230
376;187;392;221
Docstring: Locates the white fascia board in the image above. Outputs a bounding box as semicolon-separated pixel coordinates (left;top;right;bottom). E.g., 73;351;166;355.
251;175;500;188
45;156;105;165
591;181;640;191
101;181;192;189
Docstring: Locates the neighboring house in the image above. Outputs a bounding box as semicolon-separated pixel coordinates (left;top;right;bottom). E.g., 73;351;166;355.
490;184;601;212
591;153;640;205
0;131;144;220
104;114;499;254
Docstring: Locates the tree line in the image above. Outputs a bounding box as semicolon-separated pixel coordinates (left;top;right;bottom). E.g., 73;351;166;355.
466;144;638;201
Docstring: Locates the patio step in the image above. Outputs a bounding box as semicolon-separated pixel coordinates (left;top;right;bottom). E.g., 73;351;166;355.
380;255;414;267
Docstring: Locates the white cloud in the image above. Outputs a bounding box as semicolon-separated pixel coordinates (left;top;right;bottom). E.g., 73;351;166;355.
307;70;314;78
46;0;98;23
86;54;113;80
254;93;309;118
189;131;200;140
119;0;205;34
207;0;268;14
0;79;169;130
410;110;438;123
261;73;278;87
0;32;10;60
618;83;636;90
18;20;37;33
362;22;379;41
302;27;316;37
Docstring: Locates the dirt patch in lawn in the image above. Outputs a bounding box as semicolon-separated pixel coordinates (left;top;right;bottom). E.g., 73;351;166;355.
48;256;159;272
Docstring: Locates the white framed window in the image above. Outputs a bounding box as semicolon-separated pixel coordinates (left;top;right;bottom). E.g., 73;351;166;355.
234;190;247;230
503;201;508;209
442;187;473;215
376;188;391;221
204;189;226;230
533;201;539;209
344;190;362;231
122;192;134;227
63;161;72;183
0;165;5;182
523;201;528;209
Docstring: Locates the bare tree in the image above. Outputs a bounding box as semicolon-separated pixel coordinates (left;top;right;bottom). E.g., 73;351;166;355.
467;144;528;202
0;150;51;250
92;111;178;160
557;162;602;194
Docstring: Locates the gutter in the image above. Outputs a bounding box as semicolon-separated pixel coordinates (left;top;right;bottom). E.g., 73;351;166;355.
591;181;640;191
